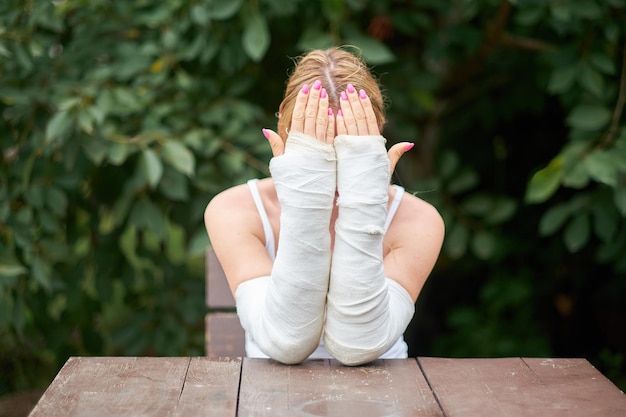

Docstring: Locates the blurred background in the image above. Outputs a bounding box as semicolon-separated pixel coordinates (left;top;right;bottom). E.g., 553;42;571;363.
1;0;625;412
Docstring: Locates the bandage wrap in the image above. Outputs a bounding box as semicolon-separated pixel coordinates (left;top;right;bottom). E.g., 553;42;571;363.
236;132;336;364
324;134;415;366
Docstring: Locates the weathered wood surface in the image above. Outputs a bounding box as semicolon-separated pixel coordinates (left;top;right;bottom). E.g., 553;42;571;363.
238;358;441;417
28;357;241;417
418;357;626;417
29;357;626;417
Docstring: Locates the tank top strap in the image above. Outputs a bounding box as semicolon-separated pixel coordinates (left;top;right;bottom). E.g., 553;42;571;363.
384;185;404;233
247;179;276;260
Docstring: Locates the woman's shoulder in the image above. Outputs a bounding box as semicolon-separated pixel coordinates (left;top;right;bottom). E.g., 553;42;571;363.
205;178;276;226
393;188;445;239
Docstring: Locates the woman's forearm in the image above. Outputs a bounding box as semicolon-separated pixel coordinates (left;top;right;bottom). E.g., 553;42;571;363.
324;134;414;366
236;132;336;364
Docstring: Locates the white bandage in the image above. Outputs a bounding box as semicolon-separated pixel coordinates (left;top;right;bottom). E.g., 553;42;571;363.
324;134;415;366
236;132;336;364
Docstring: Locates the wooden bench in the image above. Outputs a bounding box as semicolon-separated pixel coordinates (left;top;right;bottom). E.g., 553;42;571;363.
204;247;245;358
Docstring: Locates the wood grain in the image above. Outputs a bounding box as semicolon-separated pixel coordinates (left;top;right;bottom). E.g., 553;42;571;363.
418;357;626;417
237;358;442;417
29;357;189;417
523;358;626;416
173;357;241;417
205;313;246;359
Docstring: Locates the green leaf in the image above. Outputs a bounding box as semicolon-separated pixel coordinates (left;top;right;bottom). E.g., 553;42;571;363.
614;186;626;216
584;150;617;186
548;65;578;94
140;149;163;188
525;158;563;204
45;186;68;216
108;142;131;165
564;214;590;252
448;168;479;194
578;65;604;97
0;260;27;277
484;198;517;225
590;53;616;75
461;194;492;216
471;230;496;260
445;222;470;259
539;203;571;236
242;14;270;62
129;199;167;239
567;105;611;130
297;28;336;51
345;35;395;65
208;0;243;20
31;256;51;291
45;111;72;143
593;203;618;242
161;141;195;176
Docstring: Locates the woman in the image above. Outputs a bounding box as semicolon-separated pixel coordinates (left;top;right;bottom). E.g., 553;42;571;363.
205;48;444;365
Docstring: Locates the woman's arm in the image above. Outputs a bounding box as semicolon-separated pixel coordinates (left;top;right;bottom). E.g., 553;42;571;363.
208;82;337;364
324;85;442;365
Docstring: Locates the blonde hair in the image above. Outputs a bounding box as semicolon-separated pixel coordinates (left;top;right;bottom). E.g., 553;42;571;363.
277;48;386;140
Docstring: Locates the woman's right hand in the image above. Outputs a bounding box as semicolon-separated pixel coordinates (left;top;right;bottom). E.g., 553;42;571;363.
263;81;335;157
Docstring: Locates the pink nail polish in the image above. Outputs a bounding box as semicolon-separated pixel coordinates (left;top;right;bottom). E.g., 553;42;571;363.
347;84;356;94
301;84;309;94
359;89;367;99
405;143;415;151
328;108;333;115
262;129;270;139
313;80;322;90
337;109;343;117
320;88;327;99
341;91;348;101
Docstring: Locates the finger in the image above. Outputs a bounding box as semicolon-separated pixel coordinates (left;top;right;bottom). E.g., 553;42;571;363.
359;89;379;135
316;87;329;142
336;109;347;136
388;142;414;174
325;107;335;145
304;80;322;137
263;128;285;157
346;84;368;135
339;90;358;135
290;84;309;134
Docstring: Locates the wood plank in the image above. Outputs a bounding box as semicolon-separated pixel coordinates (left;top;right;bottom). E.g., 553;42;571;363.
238;358;442;417
523;358;626;416
174;357;241;417
205;312;246;358
418;357;626;417
206;247;235;309
29;357;190;417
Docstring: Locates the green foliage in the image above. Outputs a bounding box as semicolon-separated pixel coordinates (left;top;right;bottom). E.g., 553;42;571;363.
1;0;625;394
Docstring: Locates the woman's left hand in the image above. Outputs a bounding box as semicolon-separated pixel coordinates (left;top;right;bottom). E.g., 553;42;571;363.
336;84;413;175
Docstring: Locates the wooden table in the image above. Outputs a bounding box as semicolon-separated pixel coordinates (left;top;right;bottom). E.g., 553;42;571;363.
29;357;626;416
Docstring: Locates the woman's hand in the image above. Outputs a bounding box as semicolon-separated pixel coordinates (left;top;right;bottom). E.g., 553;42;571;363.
263;81;335;157
336;84;413;175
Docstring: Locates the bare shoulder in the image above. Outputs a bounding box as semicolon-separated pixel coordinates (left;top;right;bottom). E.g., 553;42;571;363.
394;190;445;238
384;189;445;301
204;181;273;294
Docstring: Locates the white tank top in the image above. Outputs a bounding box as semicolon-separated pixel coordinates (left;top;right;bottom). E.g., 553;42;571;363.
245;179;409;360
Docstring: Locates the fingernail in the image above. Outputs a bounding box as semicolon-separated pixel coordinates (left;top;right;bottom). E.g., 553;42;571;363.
341;91;348;101
313;80;322;90
301;84;309;94
405;143;415;151
320;88;327;99
347;84;356;94
262;129;270;139
337;109;343;116
328;108;333;116
359;89;367;99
